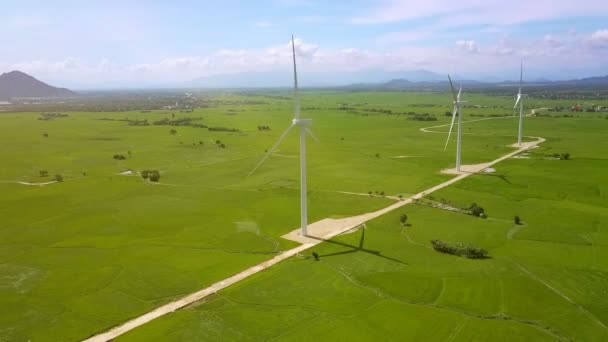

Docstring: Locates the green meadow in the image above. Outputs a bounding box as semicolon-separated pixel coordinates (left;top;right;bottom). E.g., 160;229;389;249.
1;91;607;341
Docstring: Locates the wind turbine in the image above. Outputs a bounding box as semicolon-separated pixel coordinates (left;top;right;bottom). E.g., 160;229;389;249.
444;75;467;172
514;61;527;146
248;35;315;236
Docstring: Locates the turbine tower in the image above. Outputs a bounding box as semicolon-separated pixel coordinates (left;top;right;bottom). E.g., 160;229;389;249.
514;61;527;146
248;35;315;236
444;75;467;172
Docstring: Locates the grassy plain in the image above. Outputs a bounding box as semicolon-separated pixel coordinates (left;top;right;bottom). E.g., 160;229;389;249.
1;91;607;341
119;93;607;341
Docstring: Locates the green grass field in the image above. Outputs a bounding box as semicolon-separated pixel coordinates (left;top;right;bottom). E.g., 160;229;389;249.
1;91;607;341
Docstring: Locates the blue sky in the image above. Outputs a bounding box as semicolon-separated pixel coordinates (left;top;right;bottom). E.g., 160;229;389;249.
1;0;607;88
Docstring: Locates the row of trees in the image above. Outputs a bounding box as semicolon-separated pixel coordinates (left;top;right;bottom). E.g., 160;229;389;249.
431;239;488;259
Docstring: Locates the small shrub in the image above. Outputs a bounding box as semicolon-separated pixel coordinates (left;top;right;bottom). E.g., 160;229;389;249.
53;174;64;182
514;216;521;225
42;132;48;138
170;129;177;135
312;252;319;261
113;154;126;160
39;170;49;177
399;213;408;225
470;203;486;218
560;152;570;160
149;170;161;182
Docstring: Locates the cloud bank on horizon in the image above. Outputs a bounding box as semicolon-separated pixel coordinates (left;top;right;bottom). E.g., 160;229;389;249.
1;0;607;88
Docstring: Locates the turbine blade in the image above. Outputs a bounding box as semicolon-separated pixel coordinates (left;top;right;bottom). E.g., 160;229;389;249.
447;75;457;102
292;35;300;119
519;60;523;93
248;124;295;177
305;128;319;143
514;95;521;109
444;106;458;151
457;85;462;101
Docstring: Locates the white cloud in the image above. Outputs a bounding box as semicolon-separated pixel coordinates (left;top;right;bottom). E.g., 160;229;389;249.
586;29;608;48
456;40;479;53
543;35;564;49
3;31;607;87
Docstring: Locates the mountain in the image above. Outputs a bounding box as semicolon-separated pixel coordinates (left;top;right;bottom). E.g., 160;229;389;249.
188;69;457;88
338;74;608;91
0;71;77;100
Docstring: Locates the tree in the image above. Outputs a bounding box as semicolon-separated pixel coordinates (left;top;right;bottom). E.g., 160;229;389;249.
39;170;49;177
368;191;373;196
560;152;570;160
42;132;48;138
312;252;319;261
141;170;150;180
399;213;408;225
380;191;385;196
514;216;521;225
375;153;380;158
149;170;160;182
53;174;64;182
170;129;177;135
398;194;404;200
470;203;486;218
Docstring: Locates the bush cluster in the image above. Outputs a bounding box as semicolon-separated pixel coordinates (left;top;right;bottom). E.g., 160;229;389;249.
208;126;239;132
141;170;161;182
431;240;488;259
469;203;487;218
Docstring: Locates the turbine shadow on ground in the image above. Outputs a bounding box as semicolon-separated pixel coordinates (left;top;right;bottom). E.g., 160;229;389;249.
310;228;407;265
478;173;512;184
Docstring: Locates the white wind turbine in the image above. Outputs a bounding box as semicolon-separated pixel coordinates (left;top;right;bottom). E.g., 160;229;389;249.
248;35;316;236
514;61;527;146
444;75;467;172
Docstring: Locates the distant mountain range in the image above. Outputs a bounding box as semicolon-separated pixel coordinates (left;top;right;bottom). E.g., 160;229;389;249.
339;75;608;91
0;71;77;100
188;69;464;88
188;69;608;90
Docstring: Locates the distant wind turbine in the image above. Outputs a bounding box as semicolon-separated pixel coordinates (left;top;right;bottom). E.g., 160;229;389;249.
444;75;467;172
514;61;527;146
248;35;316;236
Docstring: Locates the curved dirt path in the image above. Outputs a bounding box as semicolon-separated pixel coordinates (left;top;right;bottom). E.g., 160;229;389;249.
83;117;545;342
0;180;58;186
